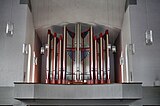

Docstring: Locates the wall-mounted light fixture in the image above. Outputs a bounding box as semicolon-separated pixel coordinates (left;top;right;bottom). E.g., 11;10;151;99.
145;0;153;45
128;43;135;54
145;30;153;45
22;43;28;54
6;22;14;36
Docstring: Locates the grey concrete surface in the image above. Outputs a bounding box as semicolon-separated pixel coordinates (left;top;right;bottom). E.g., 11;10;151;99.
0;85;160;105
0;0;27;86
129;0;160;86
14;83;142;100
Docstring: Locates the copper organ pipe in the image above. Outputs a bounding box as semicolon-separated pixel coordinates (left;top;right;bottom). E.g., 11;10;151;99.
94;36;98;84
50;33;57;84
100;33;104;84
97;42;100;84
58;36;63;84
105;30;110;84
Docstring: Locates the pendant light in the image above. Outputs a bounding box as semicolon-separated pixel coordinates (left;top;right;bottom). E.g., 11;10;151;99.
145;0;153;45
6;0;14;36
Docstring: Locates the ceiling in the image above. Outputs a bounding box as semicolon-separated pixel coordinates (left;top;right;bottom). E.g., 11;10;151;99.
30;0;126;43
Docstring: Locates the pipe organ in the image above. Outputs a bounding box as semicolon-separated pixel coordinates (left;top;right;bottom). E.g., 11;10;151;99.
44;23;117;84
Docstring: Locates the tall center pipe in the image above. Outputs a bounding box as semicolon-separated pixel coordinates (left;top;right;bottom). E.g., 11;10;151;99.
62;25;66;84
90;25;94;84
75;23;81;81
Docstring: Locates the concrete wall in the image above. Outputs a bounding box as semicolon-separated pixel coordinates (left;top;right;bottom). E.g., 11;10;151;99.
121;7;132;82
129;0;160;86
31;0;126;43
31;0;125;29
131;87;160;106
0;0;35;86
0;0;27;86
24;5;36;83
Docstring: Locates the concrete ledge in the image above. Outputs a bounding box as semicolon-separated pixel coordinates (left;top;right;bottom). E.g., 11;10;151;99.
14;83;142;100
2;84;160;106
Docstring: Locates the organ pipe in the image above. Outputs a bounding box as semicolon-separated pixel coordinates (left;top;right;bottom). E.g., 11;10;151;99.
90;25;94;84
62;25;67;84
50;33;57;84
75;23;81;81
94;36;98;84
45;30;51;84
105;31;110;84
58;36;63;84
100;33;104;84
